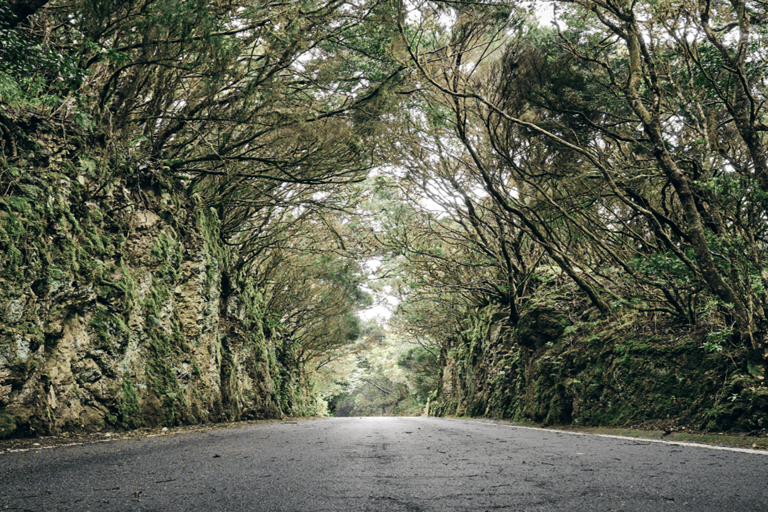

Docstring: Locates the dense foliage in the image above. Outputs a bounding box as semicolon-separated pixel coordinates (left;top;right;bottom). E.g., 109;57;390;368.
380;0;768;376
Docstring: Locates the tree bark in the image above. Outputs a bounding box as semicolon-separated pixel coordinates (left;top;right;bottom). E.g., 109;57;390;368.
622;22;753;344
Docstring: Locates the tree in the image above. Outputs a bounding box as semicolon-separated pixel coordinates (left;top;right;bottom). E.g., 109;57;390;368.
326;323;430;416
14;0;406;257
1;0;415;401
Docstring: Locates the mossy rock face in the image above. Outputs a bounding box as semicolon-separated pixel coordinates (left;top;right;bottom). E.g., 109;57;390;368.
118;376;142;429
431;295;768;431
544;392;572;425
516;308;567;349
0;125;318;438
703;377;768;431
242;404;283;420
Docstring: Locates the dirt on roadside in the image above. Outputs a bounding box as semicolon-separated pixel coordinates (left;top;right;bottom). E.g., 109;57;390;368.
0;417;315;454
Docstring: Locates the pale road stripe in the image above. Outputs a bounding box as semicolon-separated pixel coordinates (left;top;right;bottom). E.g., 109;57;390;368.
491;422;768;456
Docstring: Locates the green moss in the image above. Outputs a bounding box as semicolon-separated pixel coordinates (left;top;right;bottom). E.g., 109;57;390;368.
89;307;130;349
0;410;16;439
747;360;764;378
0;206;27;275
118;375;143;429
142;286;189;426
150;231;182;283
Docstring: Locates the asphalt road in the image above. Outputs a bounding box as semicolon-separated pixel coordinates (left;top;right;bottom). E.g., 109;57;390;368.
1;417;767;511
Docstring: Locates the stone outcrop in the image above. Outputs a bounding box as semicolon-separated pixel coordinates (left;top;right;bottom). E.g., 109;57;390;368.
429;304;768;432
0;128;313;438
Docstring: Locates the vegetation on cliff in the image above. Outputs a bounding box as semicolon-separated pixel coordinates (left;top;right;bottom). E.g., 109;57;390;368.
0;0;398;436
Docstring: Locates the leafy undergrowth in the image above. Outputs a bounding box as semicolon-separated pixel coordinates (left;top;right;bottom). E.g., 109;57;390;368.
431;296;768;433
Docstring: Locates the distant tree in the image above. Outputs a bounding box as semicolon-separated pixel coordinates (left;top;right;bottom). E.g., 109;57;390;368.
257;217;372;371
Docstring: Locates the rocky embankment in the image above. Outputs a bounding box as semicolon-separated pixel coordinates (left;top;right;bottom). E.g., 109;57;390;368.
0;115;314;438
429;303;768;432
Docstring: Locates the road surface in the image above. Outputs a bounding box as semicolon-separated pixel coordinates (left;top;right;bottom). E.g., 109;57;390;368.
1;417;767;511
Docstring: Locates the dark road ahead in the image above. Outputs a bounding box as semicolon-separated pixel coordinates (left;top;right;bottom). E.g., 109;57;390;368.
1;417;767;511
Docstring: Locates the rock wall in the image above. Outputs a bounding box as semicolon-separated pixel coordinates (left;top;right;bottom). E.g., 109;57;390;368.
0;134;314;438
429;305;768;432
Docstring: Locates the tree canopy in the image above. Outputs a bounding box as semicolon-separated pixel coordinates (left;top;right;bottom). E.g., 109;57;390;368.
375;0;768;365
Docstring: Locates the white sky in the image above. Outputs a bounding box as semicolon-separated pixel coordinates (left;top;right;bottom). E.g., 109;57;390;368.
358;259;399;322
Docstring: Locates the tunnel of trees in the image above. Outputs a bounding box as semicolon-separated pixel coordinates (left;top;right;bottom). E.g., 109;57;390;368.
2;0;768;427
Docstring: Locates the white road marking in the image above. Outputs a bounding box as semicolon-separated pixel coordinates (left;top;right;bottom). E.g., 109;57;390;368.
494;422;768;455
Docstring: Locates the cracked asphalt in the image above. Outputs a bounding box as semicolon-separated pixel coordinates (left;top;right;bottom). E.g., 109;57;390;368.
2;417;767;511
